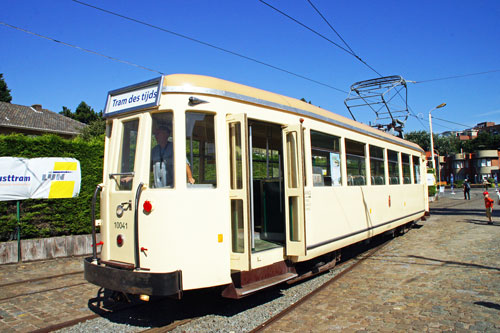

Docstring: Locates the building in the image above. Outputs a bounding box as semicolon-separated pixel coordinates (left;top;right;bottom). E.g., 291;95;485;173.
443;150;500;184
0;102;85;139
475;122;500;136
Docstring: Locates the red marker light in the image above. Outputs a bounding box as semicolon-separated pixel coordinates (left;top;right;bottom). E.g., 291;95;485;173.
117;234;124;247
143;200;152;213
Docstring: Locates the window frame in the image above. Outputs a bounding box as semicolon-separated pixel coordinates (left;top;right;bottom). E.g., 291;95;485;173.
345;139;367;186
310;130;342;187
369;145;386;186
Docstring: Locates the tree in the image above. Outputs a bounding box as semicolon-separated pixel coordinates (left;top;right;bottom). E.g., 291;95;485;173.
79;119;106;140
59;101;102;124
59;106;73;118
74;101;101;124
404;130;461;155
461;131;500;151
0;73;12;103
404;131;430;151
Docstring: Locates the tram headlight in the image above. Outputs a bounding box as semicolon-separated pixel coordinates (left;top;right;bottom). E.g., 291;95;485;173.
117;234;124;247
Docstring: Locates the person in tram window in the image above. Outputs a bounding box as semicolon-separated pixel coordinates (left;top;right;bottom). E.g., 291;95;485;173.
151;124;195;188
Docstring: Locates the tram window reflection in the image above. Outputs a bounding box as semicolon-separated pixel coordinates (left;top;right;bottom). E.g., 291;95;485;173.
402;153;411;184
413;155;421;184
369;145;385;185
346;139;366;186
388;150;400;184
186;112;216;187
117;119;138;191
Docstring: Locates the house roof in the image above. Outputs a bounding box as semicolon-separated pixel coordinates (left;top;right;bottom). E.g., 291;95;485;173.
0;102;86;136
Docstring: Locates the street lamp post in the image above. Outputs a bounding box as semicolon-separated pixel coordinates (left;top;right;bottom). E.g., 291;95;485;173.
428;103;446;173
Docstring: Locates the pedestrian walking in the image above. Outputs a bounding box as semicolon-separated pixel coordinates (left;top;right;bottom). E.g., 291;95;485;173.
463;179;471;200
482;177;490;191
483;191;494;225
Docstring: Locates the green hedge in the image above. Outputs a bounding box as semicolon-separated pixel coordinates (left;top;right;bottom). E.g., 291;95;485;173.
0;134;103;241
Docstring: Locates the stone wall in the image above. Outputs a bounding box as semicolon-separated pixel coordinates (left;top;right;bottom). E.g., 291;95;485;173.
0;234;101;264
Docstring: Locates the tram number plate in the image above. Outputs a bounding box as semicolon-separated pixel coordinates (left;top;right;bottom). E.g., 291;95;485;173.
114;221;128;229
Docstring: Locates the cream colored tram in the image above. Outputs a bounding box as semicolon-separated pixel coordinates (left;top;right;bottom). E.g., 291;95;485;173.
84;74;428;299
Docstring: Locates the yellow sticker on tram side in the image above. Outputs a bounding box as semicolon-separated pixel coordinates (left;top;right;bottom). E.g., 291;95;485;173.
48;181;75;198
218;234;223;243
53;162;78;171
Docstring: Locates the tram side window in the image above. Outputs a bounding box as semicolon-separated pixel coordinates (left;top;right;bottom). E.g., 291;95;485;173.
186;112;216;187
150;113;174;189
402;153;411;184
388;150;400;184
346;139;366;186
117;119;139;191
413;155;421;184
369;145;385;185
310;130;341;186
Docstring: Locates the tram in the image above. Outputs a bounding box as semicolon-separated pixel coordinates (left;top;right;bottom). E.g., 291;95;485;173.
84;74;428;299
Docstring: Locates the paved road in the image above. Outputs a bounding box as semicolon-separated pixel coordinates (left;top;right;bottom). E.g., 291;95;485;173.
262;188;500;332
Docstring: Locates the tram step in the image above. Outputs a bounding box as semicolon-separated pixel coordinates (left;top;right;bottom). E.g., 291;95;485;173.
222;272;298;299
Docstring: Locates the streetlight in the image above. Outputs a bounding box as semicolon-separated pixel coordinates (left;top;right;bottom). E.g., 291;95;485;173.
428;103;446;172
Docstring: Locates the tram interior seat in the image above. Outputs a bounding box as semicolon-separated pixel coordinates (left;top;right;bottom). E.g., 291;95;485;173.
348;175;366;186
371;176;385;185
389;176;400;184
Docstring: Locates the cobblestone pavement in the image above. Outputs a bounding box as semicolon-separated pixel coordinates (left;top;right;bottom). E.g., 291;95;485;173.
262;189;500;332
0;256;101;332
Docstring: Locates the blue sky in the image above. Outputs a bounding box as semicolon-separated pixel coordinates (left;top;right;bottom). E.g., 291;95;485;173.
1;0;499;133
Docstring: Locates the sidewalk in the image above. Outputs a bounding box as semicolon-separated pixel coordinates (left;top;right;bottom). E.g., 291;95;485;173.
262;190;500;331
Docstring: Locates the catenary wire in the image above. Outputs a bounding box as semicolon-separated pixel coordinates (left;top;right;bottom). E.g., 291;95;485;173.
306;0;356;55
432;116;472;129
0;21;165;75
414;69;500;83
70;0;348;94
258;0;355;57
298;0;426;131
260;0;384;77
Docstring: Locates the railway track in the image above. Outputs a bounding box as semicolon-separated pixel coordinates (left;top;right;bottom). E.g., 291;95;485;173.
0;231;398;332
141;234;394;333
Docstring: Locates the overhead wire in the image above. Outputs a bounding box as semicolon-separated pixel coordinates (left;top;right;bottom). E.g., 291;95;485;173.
296;0;427;131
260;0;384;77
414;69;500;84
305;0;355;55
432;116;472;129
0;21;165;75
70;0;348;94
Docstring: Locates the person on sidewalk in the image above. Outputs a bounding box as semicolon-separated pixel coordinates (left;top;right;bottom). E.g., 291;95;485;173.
482;177;490;191
483;191;494;225
463;179;471;200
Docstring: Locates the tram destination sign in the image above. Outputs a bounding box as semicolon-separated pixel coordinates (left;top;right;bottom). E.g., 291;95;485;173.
104;76;163;117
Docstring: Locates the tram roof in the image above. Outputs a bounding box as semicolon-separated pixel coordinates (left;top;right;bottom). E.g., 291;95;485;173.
162;74;423;153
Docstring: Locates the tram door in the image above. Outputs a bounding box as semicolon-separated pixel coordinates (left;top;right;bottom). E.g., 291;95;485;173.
282;124;306;256
227;114;251;271
105;117;146;267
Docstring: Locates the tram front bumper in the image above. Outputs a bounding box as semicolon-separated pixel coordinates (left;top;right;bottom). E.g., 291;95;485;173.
84;257;182;297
